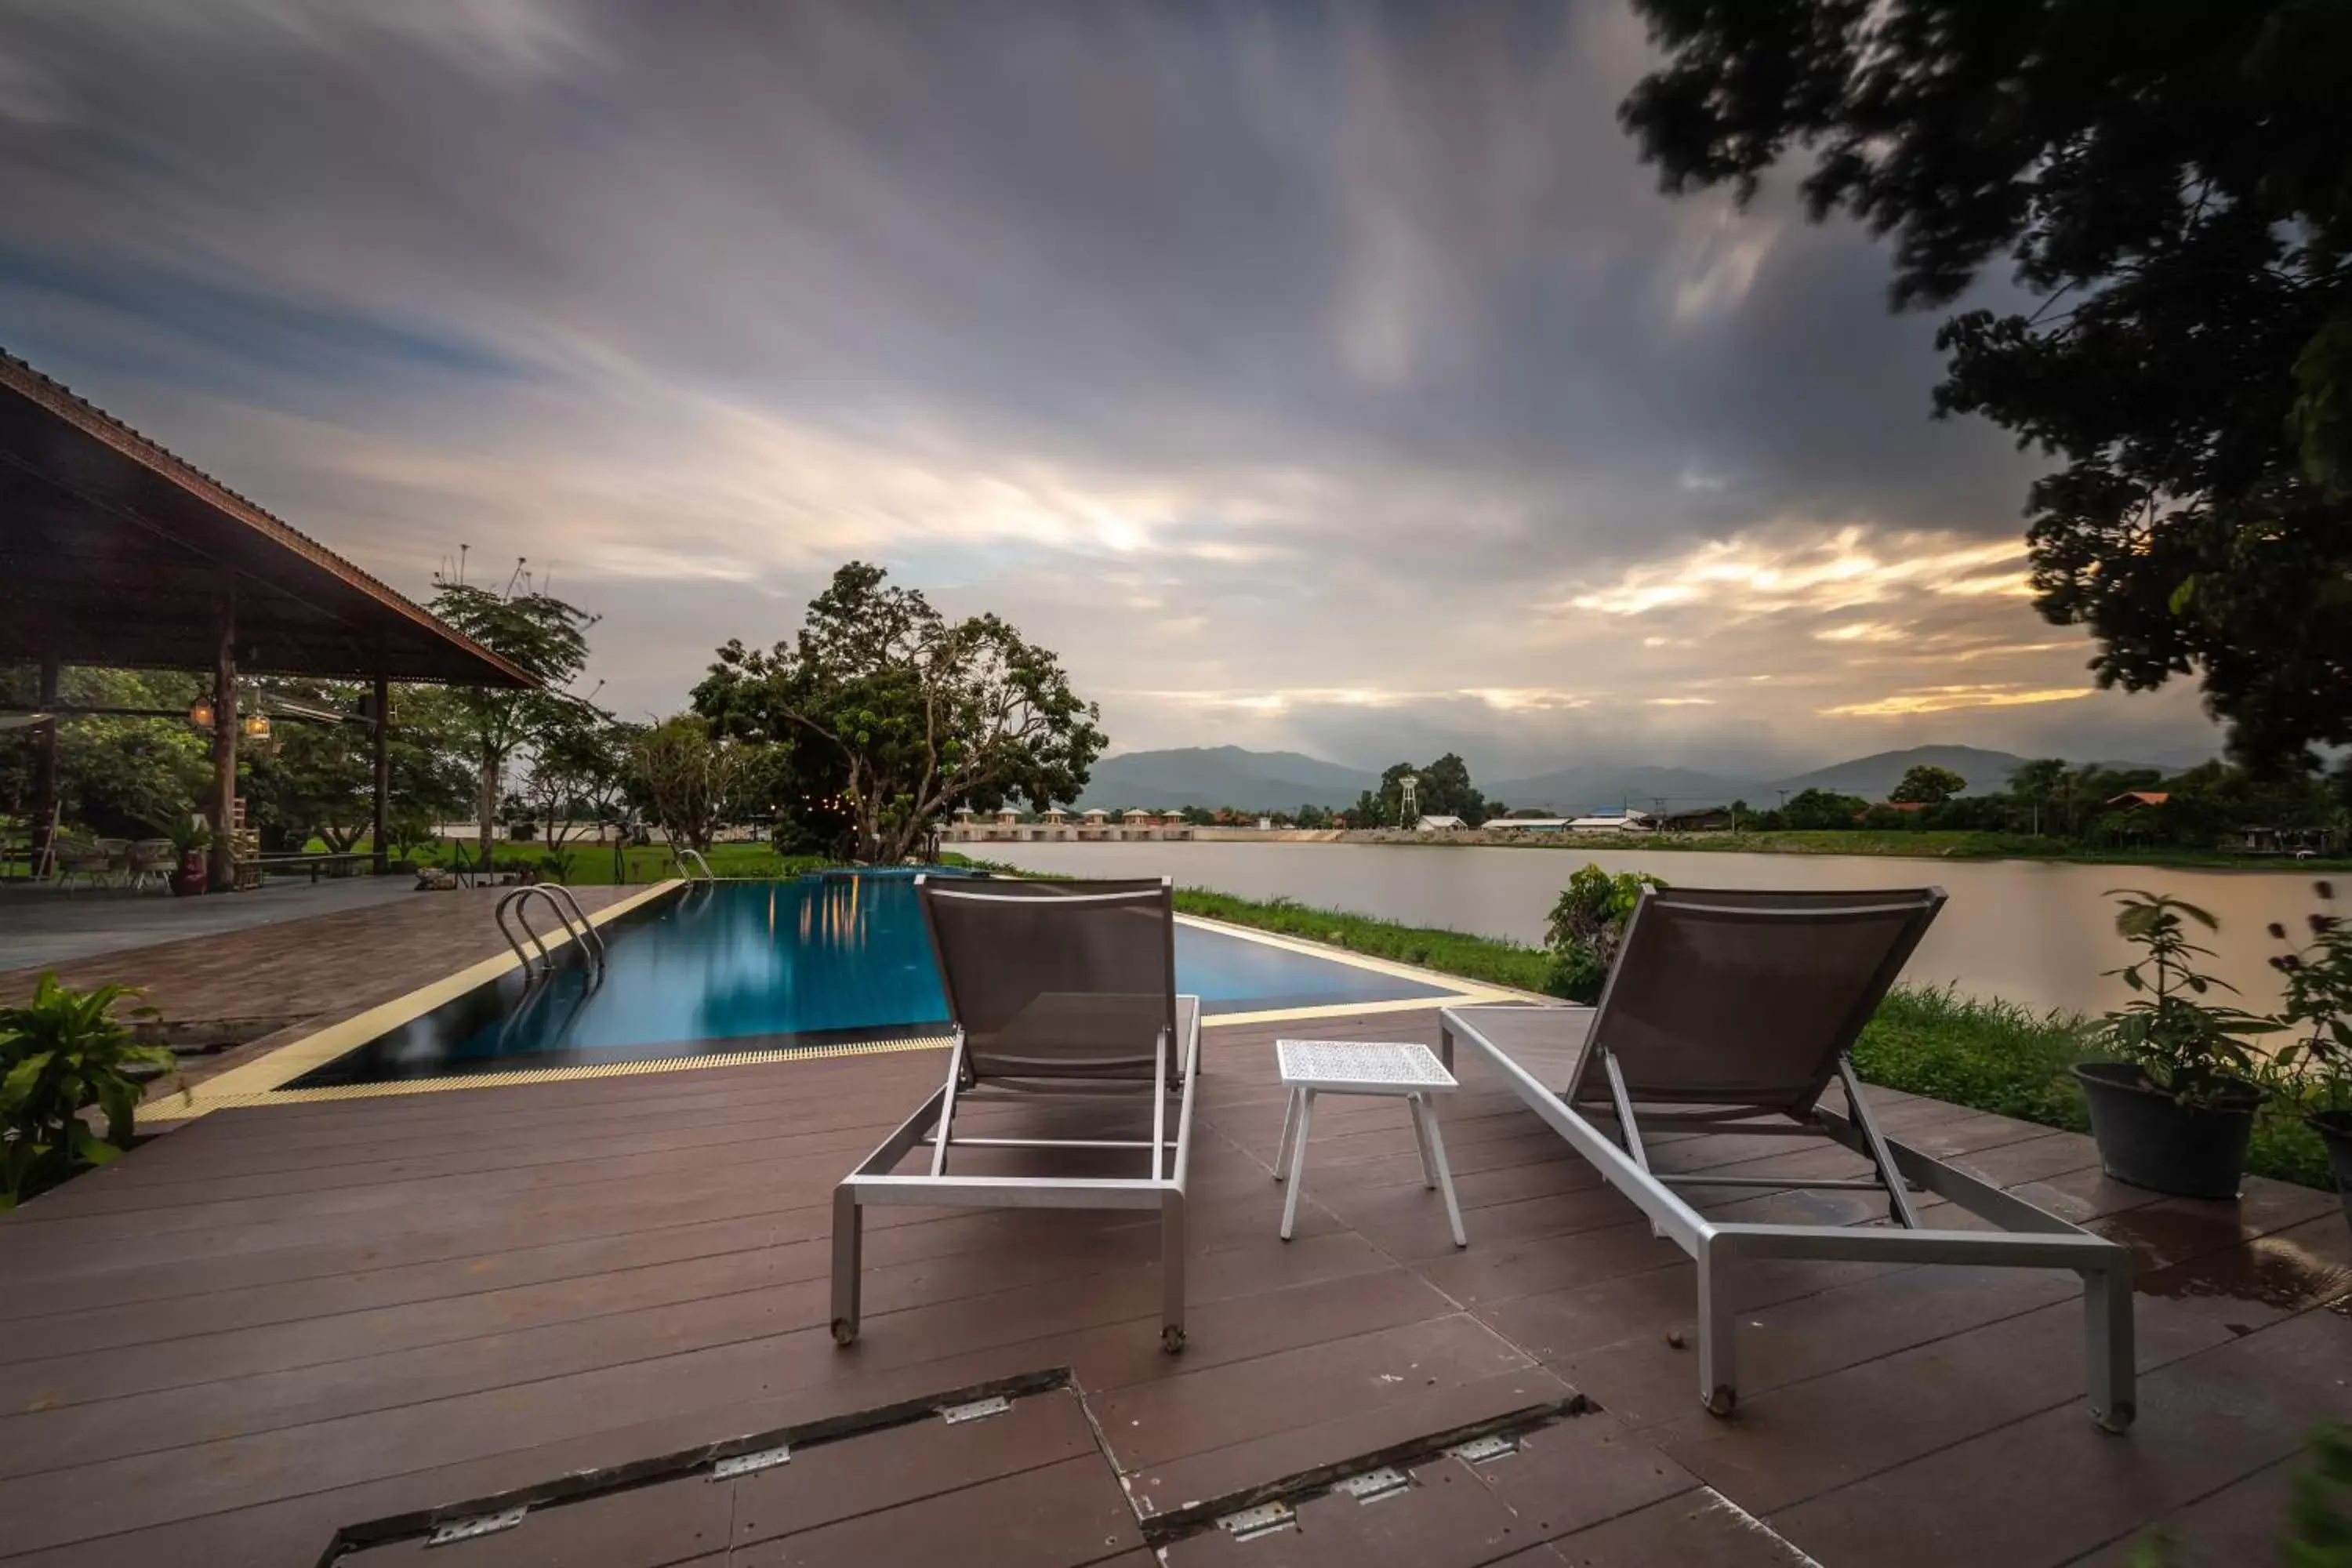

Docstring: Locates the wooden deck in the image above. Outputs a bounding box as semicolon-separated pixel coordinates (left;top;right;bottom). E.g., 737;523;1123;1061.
2;1001;2348;1566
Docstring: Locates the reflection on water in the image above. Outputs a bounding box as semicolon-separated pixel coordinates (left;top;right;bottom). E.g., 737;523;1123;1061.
984;841;2327;1016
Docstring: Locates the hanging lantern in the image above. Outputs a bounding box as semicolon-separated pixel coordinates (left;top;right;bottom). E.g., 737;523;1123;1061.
241;712;272;741
187;696;215;731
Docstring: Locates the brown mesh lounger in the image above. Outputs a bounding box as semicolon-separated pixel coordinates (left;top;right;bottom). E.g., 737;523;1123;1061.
1439;885;2136;1432
829;876;1202;1353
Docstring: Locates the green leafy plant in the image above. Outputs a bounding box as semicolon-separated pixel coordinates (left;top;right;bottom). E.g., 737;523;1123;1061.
0;974;176;1208
162;815;212;858
2271;880;2352;1120
2095;890;2281;1106
1542;864;1668;1004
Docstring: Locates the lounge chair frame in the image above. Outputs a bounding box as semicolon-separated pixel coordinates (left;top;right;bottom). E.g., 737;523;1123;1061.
1439;886;2135;1432
830;878;1203;1355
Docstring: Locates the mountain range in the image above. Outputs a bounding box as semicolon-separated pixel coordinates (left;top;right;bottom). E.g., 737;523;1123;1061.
1072;744;2189;815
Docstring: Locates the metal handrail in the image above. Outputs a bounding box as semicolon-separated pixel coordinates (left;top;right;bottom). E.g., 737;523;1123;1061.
675;848;714;884
495;885;606;985
535;882;608;967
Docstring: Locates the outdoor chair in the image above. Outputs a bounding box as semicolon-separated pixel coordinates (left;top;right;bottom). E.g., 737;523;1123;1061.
96;837;133;887
830;875;1201;1353
126;837;175;891
1439;885;2137;1432
50;835;111;889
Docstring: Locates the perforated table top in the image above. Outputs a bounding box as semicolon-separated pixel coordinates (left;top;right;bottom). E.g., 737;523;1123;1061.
1276;1038;1457;1094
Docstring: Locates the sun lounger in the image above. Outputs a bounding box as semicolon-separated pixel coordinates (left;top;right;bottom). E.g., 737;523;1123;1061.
830;875;1201;1353
1439;885;2136;1431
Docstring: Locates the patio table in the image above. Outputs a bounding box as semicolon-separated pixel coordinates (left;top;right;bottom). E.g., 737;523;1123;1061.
1274;1037;1465;1247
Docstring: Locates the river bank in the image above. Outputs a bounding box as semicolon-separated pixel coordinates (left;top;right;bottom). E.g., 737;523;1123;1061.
1341;826;2352;870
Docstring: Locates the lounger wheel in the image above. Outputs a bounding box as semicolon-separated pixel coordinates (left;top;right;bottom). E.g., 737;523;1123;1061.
830;1318;857;1348
2096;1401;2135;1435
1162;1324;1186;1355
1704;1385;1737;1418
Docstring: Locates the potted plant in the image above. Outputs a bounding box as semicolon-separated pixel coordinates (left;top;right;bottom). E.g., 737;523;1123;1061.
2074;890;2281;1200
0;974;176;1208
2269;880;2352;1225
165;818;212;897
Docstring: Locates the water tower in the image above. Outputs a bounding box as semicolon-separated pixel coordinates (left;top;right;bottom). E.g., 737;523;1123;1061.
1398;771;1420;828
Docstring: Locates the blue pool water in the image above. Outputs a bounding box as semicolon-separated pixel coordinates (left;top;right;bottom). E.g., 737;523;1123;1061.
296;875;1457;1085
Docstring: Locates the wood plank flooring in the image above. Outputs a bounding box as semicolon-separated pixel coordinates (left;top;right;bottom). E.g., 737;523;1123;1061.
2;1002;2347;1566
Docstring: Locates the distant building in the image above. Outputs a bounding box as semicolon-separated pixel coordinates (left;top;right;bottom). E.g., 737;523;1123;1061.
1483;817;1570;833
1568;811;1656;833
1416;814;1469;832
2106;791;2170;811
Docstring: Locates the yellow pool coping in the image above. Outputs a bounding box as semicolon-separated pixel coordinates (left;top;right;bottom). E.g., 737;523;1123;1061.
143;887;1532;1120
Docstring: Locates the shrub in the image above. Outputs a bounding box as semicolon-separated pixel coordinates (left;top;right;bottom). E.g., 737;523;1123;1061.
1542;864;1666;1003
1;974;176;1207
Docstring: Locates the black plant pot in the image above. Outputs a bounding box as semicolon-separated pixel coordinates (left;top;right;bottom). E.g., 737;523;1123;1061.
2074;1062;2259;1200
2311;1111;2352;1230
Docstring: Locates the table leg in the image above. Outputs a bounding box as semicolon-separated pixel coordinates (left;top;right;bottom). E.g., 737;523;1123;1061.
1414;1094;1467;1248
1274;1087;1301;1182
1279;1090;1316;1241
1407;1091;1438;1189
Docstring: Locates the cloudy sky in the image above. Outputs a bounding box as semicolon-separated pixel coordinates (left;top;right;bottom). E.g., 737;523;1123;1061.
0;0;2221;776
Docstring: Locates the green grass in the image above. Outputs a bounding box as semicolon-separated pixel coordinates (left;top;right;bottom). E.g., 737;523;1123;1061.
1171;887;1559;993
392;839;835;884
1154;881;2345;1193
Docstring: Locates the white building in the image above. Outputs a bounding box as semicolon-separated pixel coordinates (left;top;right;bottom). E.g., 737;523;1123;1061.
1416;815;1469;832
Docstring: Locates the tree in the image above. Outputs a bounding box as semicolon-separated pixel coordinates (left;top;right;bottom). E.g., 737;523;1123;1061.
1889;764;1967;805
691;563;1105;864
626;714;771;855
521;710;640;848
1780;787;1870;830
1621;0;2352;770
425;573;599;872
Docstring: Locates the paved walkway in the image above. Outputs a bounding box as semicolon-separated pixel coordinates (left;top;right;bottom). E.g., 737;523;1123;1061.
0;883;636;1074
0;876;415;973
2;1001;2344;1566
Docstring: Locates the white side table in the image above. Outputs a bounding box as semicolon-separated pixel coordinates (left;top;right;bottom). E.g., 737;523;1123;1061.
1275;1038;1465;1248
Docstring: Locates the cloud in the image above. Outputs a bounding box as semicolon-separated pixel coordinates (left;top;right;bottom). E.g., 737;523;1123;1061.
0;0;2223;771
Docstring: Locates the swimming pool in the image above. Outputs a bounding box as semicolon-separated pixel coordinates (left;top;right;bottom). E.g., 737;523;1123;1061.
294;874;1461;1086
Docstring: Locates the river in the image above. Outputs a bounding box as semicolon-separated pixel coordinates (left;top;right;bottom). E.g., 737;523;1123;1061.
979;840;2332;1018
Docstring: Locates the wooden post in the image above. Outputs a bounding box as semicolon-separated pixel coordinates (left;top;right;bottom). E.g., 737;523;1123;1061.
371;671;390;876
29;656;60;873
208;591;238;891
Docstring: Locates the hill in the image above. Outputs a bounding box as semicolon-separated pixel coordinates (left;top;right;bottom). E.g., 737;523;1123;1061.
1073;746;1377;811
1766;746;2031;800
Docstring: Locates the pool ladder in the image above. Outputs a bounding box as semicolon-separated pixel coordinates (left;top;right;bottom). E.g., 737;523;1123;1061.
495;884;608;985
675;848;714;884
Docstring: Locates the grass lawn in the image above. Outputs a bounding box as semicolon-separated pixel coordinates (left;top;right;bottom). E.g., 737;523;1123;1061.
379;839;833;884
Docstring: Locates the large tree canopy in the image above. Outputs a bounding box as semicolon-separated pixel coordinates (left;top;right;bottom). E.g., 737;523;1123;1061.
1621;0;2352;769
692;562;1105;864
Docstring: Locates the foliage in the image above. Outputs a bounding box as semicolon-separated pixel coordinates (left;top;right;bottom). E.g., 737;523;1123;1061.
1345;753;1490;829
520;710;641;848
2286;1424;2352;1568
1621;0;2352;769
0;974;175;1208
1889;764;1966;805
2093;891;2281;1105
1542;863;1668;1004
2271;880;2352;1118
425;572;601;871
691;562;1104;864
626;715;776;854
405;836;831;885
0;666;210;837
1776;787;1870;831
